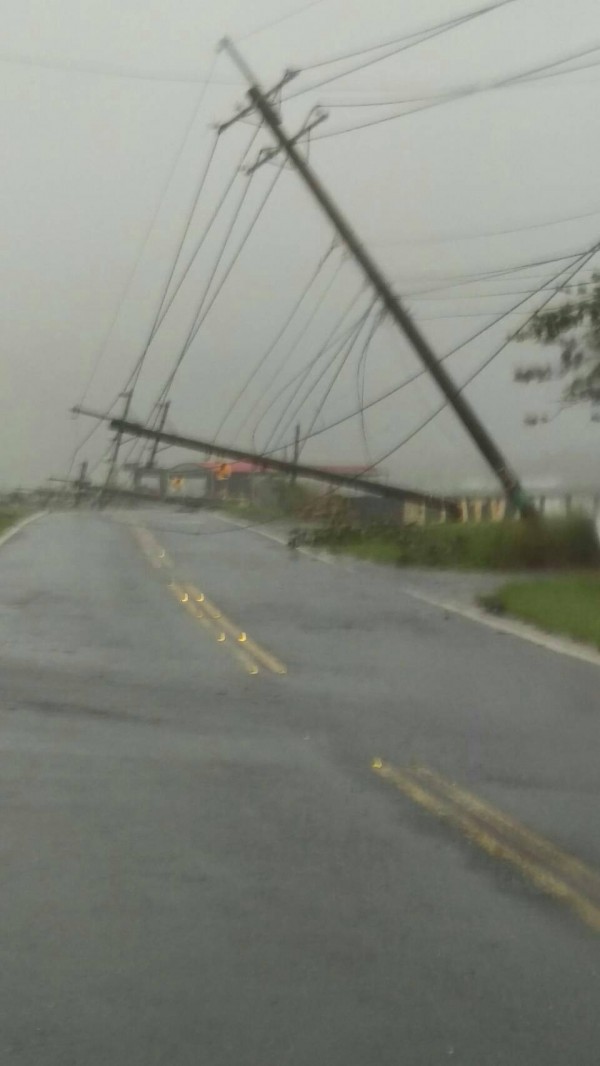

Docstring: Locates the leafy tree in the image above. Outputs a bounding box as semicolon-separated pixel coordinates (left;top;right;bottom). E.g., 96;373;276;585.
514;274;600;419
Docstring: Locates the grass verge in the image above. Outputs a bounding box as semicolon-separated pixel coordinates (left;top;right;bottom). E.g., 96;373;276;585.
300;517;600;570
0;511;19;537
481;576;600;649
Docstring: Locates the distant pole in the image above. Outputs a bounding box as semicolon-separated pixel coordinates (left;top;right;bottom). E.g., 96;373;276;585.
291;422;301;485
103;390;133;498
75;460;88;507
146;400;170;469
219;37;535;519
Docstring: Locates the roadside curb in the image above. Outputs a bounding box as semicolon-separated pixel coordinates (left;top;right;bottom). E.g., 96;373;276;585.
0;510;48;552
403;587;600;670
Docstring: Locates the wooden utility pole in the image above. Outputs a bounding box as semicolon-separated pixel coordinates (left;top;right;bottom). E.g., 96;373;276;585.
291;422;301;485
219;38;534;519
98;412;461;515
102;390;133;498
75;460;88;506
146;400;170;469
72;404;461;514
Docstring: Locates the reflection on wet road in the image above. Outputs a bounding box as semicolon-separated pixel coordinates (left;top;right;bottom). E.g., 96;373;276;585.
0;509;598;1066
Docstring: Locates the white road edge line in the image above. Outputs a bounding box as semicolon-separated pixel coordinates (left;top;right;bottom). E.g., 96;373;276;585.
403;587;600;670
214;511;600;669
211;511;336;563
0;510;48;551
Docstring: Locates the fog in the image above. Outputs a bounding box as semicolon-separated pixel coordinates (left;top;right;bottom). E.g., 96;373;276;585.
2;0;599;491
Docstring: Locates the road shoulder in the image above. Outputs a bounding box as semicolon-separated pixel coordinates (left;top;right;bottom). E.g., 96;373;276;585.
212;511;600;670
0;511;48;551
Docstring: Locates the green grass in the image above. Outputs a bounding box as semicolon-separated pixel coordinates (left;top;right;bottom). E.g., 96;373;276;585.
302;516;600;570
482;576;600;649
0;511;18;536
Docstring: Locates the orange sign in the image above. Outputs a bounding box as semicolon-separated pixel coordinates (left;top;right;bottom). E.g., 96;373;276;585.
215;463;232;481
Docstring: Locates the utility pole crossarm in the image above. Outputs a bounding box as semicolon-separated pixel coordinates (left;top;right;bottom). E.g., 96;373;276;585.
219;38;533;519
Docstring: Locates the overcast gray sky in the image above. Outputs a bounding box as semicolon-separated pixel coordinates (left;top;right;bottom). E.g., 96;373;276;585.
2;0;600;491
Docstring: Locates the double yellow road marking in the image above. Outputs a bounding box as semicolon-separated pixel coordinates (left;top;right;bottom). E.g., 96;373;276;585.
132;525;287;677
372;759;600;933
184;582;286;675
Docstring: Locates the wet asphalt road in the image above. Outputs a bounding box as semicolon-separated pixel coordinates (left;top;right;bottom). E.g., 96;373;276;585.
1;508;599;1065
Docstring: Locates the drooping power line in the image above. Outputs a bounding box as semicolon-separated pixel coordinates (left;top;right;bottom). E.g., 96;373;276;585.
284;0;517;101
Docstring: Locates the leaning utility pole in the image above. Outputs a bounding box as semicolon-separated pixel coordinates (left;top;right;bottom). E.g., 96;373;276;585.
219;38;534;519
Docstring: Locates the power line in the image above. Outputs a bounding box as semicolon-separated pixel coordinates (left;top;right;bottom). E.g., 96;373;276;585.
0;50;241;85
298;7;479;71
401;266;599;302
371;205;600;247
271;298;377;453
111;123;264;478
528;54;600;84
142;132;221;352
65;64;220;478
273;242;599;454
123;123;261;403
395;252;590;299
213;241;337;442
416;310;538;320
88;245;597;497
408;281;600;303
350;244;600;476
153;152;287;411
147;132;249;339
285;0;516;101
240;0;332;42
119;126;223;469
80;82;219;403
178;157;287;371
324;43;600;108
311;41;600;140
256;281;366;452
296;298;380;458
223;33;536;513
246;256;347;449
258;295;366;453
450;245;600;393
355;311;384;465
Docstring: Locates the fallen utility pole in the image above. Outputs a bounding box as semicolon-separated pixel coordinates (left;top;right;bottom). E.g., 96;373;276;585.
219;38;534;520
72;405;460;515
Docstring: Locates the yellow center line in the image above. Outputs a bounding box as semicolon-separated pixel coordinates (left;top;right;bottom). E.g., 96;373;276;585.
372;759;600;934
135;531;278;667
182;594;260;676
167;580;259;675
134;520;283;677
186;582;287;676
134;527;173;570
132;525;287;676
411;765;600;902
